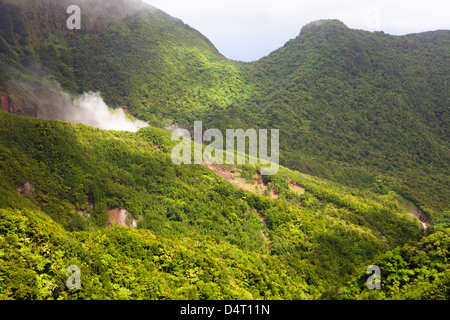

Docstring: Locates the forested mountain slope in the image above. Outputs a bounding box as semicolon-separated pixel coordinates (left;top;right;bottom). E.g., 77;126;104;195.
1;0;448;218
247;20;449;217
1;0;448;216
0;0;449;300
0;111;427;299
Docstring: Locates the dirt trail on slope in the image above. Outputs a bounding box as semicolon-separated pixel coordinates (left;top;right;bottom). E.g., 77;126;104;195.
204;163;275;251
204;163;278;199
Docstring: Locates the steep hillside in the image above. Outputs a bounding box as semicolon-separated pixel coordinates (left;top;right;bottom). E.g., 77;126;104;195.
247;20;449;217
0;0;449;301
339;227;450;300
0;111;425;299
0;0;447;220
0;0;248;122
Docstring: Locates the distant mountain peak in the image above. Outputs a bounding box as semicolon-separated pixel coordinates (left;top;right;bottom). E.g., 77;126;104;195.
299;19;349;37
304;19;348;28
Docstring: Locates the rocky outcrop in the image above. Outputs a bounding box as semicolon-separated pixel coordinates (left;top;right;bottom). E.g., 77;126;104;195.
1;95;24;116
107;206;141;228
17;181;35;196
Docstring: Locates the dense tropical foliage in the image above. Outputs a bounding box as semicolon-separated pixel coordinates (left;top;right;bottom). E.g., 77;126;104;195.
0;0;448;300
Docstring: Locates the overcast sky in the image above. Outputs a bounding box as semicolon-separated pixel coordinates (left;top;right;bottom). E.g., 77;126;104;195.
143;0;450;62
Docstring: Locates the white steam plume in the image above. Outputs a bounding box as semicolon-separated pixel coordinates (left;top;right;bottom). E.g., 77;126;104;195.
5;79;149;132
72;92;149;132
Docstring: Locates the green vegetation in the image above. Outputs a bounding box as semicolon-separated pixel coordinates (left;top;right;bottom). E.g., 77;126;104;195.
0;208;310;300
1;0;448;217
0;0;448;300
339;227;450;300
0;112;426;299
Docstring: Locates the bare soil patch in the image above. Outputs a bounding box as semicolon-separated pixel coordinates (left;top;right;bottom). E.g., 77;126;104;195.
107;206;140;228
289;181;305;195
204;163;279;199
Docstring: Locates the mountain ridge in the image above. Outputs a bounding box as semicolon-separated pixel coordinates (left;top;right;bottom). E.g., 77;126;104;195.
1;0;448;215
0;0;449;300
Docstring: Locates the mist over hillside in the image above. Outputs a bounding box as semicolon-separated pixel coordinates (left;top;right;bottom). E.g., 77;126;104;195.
4;78;148;131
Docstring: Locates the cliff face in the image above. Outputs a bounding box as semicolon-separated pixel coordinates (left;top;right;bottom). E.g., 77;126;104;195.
1;95;24;115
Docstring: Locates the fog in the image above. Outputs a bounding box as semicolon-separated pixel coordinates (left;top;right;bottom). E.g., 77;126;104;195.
6;79;148;132
72;92;149;132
